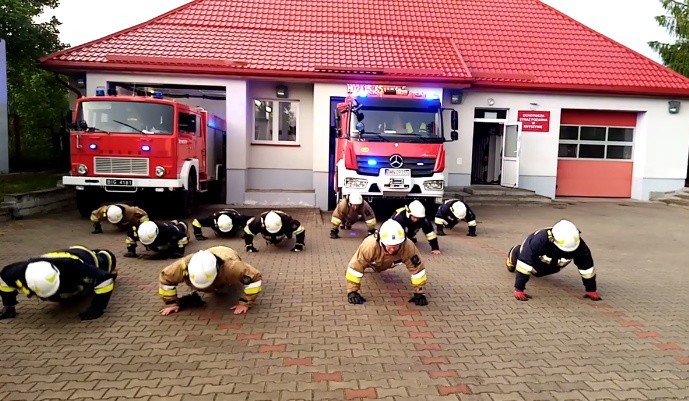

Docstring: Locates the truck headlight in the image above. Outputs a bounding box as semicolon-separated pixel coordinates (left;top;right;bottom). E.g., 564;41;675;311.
423;180;444;190
344;178;368;189
155;166;166;177
77;164;88;175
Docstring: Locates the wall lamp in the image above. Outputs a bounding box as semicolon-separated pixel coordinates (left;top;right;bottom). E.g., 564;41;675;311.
276;84;288;98
669;100;680;114
450;90;463;104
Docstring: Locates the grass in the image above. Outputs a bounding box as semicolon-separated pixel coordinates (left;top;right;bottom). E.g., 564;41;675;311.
0;172;63;199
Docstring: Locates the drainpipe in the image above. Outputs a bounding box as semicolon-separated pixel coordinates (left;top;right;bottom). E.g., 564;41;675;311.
54;73;83;99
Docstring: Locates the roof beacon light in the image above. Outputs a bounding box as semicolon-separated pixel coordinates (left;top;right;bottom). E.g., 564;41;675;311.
153;91;164;99
95;86;106;96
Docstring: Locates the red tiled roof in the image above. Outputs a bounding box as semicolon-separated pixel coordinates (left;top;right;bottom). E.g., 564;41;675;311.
40;0;689;96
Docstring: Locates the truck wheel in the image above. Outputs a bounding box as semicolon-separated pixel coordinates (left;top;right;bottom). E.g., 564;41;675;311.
76;191;96;218
179;173;197;217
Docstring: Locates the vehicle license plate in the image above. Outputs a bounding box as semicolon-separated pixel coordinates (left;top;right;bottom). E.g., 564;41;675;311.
106;179;133;186
385;169;411;176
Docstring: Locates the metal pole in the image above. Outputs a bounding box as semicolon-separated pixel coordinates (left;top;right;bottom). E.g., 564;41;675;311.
0;39;8;173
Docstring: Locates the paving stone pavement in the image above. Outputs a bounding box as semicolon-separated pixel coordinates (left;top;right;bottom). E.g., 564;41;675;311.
0;201;688;401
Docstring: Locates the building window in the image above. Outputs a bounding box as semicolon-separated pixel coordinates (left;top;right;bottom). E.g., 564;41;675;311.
558;125;633;160
253;99;299;144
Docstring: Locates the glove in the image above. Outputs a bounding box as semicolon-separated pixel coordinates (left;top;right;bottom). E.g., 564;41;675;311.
178;292;206;309
195;234;208;241
79;308;105;321
435;226;446;236
367;227;377;235
408;293;428;306
584;291;602;301
0;306;17;320
330;228;340;239
124;251;137;258
91;224;103;234
348;292;366;304
446;221;458;229
514;291;532;301
467;226;477;237
246;245;259;253
343;222;352;230
291;243;304;252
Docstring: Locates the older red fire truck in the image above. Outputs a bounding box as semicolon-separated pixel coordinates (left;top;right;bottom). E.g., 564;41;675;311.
333;84;458;207
62;90;226;217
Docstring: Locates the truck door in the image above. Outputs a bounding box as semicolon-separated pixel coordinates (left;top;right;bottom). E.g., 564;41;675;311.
176;112;195;172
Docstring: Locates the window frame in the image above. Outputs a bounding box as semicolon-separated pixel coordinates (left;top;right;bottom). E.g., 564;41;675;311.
558;124;634;161
252;98;300;146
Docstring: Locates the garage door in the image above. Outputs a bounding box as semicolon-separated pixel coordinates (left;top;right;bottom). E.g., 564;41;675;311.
556;110;636;197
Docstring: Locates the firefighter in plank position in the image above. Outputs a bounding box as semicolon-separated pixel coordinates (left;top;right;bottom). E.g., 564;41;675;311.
244;210;305;253
0;246;117;321
90;203;149;234
330;193;378;239
506;219;601;301
125;220;189;259
345;219;428;306
434;199;477;237
391;200;440;255
158;246;262;315
192;208;251;240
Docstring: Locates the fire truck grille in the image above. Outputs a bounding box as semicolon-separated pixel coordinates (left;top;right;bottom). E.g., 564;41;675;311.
355;156;436;177
94;157;149;176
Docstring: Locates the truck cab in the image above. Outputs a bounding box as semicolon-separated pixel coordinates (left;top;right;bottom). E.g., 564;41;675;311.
333;86;458;205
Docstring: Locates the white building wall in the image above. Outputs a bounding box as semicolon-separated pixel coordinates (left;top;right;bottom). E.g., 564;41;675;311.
451;91;689;199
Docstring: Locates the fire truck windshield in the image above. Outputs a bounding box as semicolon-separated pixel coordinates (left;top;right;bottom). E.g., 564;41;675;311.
76;101;174;134
348;98;443;143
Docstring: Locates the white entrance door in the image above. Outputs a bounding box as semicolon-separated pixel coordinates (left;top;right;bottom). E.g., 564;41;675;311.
500;122;522;188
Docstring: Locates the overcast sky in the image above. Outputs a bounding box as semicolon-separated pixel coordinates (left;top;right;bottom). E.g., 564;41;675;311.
39;0;674;64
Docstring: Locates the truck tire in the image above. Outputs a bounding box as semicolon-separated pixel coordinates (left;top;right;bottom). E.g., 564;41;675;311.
179;171;197;217
76;191;96;218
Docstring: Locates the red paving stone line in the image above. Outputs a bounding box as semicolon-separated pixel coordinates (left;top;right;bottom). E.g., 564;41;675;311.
345;387;377;399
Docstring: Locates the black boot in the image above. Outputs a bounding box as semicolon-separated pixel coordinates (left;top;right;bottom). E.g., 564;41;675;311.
436;225;446;236
330;227;340;239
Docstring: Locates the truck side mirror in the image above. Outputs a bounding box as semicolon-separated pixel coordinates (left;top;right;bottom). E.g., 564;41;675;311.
451;110;458;131
451;130;459;141
333;109;342;137
76;120;88;131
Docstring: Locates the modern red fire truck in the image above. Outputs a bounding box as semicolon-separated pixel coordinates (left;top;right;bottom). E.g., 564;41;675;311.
62;91;226;217
333;85;458;207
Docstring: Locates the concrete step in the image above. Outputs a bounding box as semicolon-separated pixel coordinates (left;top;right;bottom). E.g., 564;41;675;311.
674;191;689;200
242;189;316;208
657;196;689;207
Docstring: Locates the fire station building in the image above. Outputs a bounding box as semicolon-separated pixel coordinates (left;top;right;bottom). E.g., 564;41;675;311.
40;0;689;211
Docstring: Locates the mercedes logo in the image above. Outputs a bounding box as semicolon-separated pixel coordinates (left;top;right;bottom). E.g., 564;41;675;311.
389;154;404;168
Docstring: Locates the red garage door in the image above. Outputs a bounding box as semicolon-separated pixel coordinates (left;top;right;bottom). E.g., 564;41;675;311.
556;110;636;197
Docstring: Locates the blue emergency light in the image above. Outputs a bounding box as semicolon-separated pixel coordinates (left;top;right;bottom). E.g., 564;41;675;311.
367;159;377;166
95;87;106;96
88;143;98;150
141;145;151;152
152;92;164;99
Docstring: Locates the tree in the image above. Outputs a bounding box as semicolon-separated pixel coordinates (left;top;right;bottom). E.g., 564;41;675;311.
650;0;689;76
0;0;68;168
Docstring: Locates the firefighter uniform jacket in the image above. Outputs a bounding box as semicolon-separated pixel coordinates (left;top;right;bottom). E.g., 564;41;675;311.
192;208;250;237
126;221;189;255
90;204;148;227
391;206;439;251
434;199;477;228
330;198;377;229
346;235;427;294
158;246;262;307
244;211;305;246
512;228;595;292
0;246;116;310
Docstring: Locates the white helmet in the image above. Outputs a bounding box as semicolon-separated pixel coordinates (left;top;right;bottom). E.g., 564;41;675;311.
106;205;123;224
348;193;363;205
138;221;159;245
188;250;218;289
25;261;60;298
551;219;580;252
217;214;233;233
378;219;406;246
264;211;282;234
450;201;467;219
408;200;426;218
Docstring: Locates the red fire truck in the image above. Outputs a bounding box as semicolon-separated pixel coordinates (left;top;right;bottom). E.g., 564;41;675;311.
62;91;226;217
333;85;458;207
